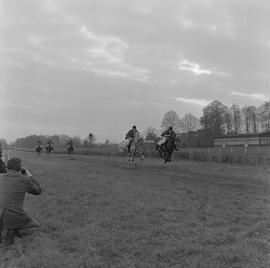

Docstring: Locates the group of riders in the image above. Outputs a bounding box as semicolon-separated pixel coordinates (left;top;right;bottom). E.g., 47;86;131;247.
125;125;178;163
35;139;74;156
34;125;178;162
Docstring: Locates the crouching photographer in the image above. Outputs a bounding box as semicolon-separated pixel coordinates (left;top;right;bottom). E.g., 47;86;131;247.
0;157;42;245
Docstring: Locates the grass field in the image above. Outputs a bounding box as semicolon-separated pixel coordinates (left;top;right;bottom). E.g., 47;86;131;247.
1;151;270;267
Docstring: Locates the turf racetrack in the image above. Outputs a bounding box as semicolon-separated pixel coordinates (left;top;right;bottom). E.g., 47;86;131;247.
1;151;270;267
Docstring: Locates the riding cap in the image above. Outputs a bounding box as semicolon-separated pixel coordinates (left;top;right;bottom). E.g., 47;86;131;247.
132;125;137;129
169;126;173;130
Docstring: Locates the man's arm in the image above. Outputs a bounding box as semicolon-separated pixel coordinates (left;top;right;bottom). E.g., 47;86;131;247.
21;168;42;195
27;176;42;195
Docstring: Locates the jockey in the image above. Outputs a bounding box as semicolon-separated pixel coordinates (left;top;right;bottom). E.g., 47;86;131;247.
48;140;53;146
36;140;42;148
46;140;54;150
160;126;178;151
125;125;138;153
67;139;73;146
67;139;74;149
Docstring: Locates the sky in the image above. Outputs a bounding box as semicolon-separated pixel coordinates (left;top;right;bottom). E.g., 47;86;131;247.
1;0;270;142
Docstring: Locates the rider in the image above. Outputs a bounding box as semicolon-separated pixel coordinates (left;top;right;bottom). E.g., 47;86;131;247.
46;140;54;151
36;140;42;149
67;139;74;150
125;125;138;153
160;126;178;151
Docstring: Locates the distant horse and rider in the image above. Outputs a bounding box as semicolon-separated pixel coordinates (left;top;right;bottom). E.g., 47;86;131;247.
35;140;43;156
67;140;74;159
45;140;54;158
120;126;144;165
156;126;178;163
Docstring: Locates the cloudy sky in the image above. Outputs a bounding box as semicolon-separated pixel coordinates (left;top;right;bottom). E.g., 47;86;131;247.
1;0;270;142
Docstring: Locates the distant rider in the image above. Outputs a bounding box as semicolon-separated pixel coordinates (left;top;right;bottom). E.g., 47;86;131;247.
67;140;74;151
125;125;138;153
46;140;54;151
35;140;42;149
160;126;178;151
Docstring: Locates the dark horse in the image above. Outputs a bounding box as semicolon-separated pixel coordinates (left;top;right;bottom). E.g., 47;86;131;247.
35;145;42;156
67;144;74;159
45;144;53;158
157;135;176;163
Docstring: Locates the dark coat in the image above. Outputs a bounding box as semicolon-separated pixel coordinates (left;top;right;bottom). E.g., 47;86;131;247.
0;170;41;230
125;129;137;139
161;129;177;139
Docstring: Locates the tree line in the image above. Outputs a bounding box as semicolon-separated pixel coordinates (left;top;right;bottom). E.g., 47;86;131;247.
1;99;269;149
144;100;270;147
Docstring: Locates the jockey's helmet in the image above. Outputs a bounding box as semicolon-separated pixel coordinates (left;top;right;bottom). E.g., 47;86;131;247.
169;126;173;130
132;125;137;130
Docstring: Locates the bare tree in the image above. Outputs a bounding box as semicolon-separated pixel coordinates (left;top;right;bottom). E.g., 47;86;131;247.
143;127;158;141
258;101;270;131
230;104;242;134
161;110;182;132
180;113;200;133
200;100;227;145
241;106;258;133
88;133;96;145
224;108;233;134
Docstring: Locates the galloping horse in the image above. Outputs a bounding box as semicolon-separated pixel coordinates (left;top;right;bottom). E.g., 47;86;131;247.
67;144;74;159
35;145;42;156
128;132;145;165
157;135;176;163
45;144;53;158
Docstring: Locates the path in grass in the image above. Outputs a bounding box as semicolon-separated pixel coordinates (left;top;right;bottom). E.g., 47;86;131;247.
1;151;270;267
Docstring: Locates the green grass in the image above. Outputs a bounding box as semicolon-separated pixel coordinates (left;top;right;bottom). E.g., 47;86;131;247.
1;151;270;267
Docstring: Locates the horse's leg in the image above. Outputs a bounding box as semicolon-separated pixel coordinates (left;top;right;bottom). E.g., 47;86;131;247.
132;155;137;166
164;148;170;163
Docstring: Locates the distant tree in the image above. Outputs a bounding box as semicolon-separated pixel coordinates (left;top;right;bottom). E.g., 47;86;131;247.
59;135;70;147
258;101;270;131
180;113;200;133
224;107;233;134
200;100;227;145
241;105;258;133
88;133;96;145
143;127;158;141
161;110;182;132
0;139;8;149
230;104;242;134
83;139;90;147
72;136;83;147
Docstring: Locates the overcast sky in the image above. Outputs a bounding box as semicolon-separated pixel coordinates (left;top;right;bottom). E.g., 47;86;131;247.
1;0;270;142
